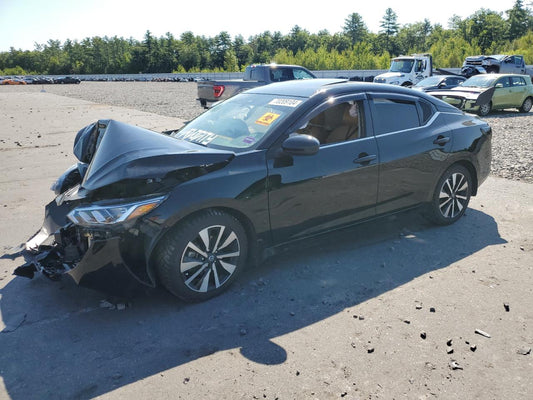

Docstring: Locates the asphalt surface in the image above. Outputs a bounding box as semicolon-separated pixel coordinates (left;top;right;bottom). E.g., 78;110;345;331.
0;89;531;400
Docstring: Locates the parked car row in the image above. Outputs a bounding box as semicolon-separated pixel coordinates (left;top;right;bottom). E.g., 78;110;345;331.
426;73;533;116
85;76;197;82
398;72;532;116
0;76;81;84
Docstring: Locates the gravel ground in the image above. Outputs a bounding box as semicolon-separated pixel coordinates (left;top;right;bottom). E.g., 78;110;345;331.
2;81;532;182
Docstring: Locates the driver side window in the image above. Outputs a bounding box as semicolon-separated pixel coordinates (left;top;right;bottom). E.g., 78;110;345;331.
296;101;363;145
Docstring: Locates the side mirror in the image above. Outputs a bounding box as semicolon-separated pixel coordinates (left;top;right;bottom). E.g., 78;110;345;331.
495;83;504;88
282;134;320;156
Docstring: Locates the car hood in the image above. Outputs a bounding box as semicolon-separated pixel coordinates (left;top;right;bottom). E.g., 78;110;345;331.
376;72;404;80
76;120;235;191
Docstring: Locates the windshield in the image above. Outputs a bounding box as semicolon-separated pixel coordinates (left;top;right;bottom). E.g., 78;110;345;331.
171;93;305;150
414;76;441;87
461;75;498;88
390;59;414;73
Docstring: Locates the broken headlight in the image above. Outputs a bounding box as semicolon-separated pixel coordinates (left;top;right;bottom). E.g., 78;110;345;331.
67;196;166;227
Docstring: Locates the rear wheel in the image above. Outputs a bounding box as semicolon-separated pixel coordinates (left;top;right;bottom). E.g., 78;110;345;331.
155;210;248;302
428;165;472;225
519;97;532;113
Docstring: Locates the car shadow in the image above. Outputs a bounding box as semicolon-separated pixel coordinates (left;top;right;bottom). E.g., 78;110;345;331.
484;109;529;118
0;208;505;399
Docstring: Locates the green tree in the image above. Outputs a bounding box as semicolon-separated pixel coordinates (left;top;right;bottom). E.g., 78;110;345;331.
233;35;253;69
465;9;507;53
507;0;533;40
285;25;310;54
343;13;368;45
380;8;399;36
379;8;400;55
397;20;433;53
212;31;232;69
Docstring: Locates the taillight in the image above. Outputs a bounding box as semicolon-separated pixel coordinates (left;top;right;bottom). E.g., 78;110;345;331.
213;85;225;98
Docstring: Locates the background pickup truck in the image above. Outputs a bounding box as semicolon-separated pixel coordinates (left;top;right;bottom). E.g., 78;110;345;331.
461;54;526;77
197;64;316;108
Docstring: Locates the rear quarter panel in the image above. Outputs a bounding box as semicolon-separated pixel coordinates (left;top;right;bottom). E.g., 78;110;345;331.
446;112;492;190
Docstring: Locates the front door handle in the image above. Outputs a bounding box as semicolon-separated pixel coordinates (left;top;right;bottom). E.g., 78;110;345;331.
353;154;377;164
433;135;450;146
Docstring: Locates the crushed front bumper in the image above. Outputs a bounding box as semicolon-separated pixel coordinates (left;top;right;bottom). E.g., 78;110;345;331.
15;199;157;296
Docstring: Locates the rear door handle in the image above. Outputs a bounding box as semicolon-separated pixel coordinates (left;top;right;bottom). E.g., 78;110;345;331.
353;154;377;164
433;135;450;146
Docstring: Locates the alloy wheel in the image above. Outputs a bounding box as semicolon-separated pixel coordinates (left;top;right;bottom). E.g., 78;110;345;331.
180;224;241;293
438;172;470;219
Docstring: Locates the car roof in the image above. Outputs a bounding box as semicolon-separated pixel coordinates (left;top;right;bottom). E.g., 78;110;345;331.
247;78;451;108
467;73;527;78
247;78;345;97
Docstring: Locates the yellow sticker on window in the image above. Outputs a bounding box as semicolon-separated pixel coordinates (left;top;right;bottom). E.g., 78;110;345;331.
255;112;280;126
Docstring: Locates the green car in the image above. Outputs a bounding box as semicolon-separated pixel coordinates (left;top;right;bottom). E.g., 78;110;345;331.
428;74;533;116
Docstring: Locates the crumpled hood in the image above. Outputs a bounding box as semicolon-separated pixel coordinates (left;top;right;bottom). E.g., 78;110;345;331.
427;87;495;106
376;72;403;80
76;120;234;191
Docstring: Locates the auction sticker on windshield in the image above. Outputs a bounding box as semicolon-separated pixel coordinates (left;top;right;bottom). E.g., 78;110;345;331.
256;112;280;126
268;99;302;107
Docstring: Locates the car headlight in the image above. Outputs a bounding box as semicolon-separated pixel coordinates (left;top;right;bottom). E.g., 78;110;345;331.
67;196;166;227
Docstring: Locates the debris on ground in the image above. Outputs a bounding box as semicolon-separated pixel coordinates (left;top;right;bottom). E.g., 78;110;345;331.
99;299;129;311
517;347;531;356
475;329;491;338
449;360;463;370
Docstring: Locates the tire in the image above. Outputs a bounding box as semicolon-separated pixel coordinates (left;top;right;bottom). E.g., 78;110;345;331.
155;210;248;302
519;97;532;113
428;165;472;225
478;102;491;116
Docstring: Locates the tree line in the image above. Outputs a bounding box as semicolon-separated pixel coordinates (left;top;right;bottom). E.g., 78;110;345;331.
1;1;532;76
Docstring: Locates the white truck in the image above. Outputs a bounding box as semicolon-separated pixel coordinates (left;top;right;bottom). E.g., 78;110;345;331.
373;54;433;87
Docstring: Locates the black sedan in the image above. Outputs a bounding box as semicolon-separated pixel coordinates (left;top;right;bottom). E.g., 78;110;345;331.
54;76;81;84
412;75;466;92
15;79;492;301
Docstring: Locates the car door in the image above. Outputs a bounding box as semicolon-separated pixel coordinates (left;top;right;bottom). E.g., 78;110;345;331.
266;95;379;243
493;76;514;108
508;76;529;106
368;93;454;214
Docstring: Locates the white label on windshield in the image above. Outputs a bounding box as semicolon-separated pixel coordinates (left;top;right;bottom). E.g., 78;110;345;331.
268;99;302;107
174;129;217;145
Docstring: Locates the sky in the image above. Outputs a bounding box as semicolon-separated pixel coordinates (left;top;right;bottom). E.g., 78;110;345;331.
0;0;525;52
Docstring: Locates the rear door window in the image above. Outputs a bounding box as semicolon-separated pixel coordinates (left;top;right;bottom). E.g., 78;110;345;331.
370;97;420;135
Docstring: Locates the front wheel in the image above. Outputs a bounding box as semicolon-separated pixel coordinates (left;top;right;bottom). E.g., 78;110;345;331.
478;102;492;116
155;210;248;302
519;97;532;113
428;165;472;225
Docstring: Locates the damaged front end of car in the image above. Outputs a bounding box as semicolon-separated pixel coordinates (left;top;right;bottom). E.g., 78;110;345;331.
14;119;234;295
427;87;495;114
